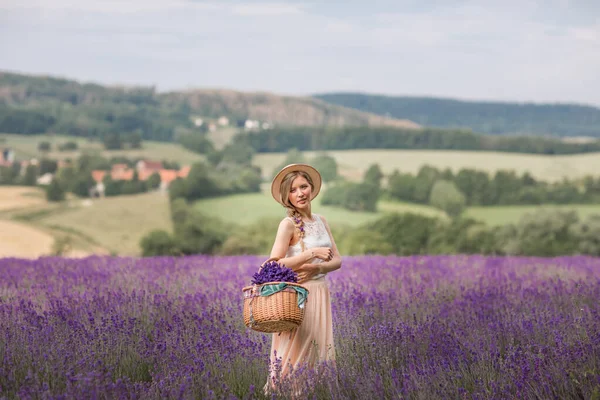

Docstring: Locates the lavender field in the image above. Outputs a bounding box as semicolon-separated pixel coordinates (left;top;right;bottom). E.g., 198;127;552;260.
1;255;599;399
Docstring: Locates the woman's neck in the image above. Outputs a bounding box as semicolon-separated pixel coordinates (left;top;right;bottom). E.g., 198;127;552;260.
295;207;312;221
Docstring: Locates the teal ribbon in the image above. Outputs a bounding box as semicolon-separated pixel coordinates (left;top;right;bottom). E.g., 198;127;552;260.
259;283;308;309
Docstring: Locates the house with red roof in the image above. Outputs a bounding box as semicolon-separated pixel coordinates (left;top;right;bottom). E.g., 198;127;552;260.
136;160;163;173
90;160;191;195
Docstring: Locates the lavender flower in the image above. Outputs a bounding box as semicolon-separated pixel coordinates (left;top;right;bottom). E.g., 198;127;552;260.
0;255;598;399
251;261;298;285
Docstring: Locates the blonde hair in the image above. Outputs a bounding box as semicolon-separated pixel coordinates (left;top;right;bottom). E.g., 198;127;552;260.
279;171;315;251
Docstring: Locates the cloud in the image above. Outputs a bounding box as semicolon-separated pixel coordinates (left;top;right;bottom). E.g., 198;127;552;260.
0;0;221;13
230;3;306;16
324;21;355;34
1;0;599;104
569;25;600;42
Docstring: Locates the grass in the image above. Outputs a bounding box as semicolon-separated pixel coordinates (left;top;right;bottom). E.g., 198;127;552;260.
0;133;204;165
193;190;445;226
34;191;173;255
465;204;600;226
378;199;447;218
252;149;600;183
6;181;599;258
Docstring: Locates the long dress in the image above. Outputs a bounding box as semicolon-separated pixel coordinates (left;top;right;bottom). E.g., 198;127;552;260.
267;214;336;384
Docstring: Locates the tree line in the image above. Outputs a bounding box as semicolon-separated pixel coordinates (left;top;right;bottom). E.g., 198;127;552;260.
337;210;600;257
0;72;192;148
387;165;600;207
2;72;600;155
315;93;600;137
265;150;600;215
140;204;600;258
241;126;600;155
128;150;600;257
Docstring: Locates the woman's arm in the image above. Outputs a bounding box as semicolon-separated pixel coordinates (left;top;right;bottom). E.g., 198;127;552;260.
314;215;342;274
269;219;313;271
295;215;342;282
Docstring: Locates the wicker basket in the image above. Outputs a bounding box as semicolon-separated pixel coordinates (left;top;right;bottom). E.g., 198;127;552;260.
242;258;308;333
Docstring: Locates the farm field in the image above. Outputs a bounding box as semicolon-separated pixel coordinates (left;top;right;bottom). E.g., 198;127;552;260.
253;149;600;183
1;255;598;398
30;191;173;256
193;191;445;226
465;204;600;226
195;192;379;226
5;182;598;258
0;219;54;258
0;186;46;211
194;190;600;229
197;191;600;228
0;186;99;257
0;186;53;258
0;133;204;165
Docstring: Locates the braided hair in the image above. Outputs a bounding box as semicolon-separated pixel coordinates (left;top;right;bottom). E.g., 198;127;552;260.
279;170;315;252
287;208;306;251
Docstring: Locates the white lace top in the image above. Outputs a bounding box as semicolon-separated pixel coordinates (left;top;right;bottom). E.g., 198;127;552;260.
285;214;332;281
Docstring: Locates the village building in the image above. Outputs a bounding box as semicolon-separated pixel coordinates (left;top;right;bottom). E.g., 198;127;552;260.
136;160;163;173
36;173;54;185
244;119;260;130
217;116;230;126
91;160;191;196
19;159;39;175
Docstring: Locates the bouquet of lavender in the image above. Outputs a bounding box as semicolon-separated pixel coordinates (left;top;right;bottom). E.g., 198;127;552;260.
251;260;298;285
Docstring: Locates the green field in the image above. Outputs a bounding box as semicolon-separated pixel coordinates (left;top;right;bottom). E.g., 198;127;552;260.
31;191;173;255
6;181;598;257
465;204;600;226
0;133;204;165
194;191;600;229
25;191;600;255
193;190;446;227
253;149;600;183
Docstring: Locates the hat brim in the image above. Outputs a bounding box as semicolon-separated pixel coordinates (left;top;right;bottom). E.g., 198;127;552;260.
271;164;322;206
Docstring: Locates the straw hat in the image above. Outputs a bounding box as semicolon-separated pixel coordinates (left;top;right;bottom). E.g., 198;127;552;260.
270;163;322;206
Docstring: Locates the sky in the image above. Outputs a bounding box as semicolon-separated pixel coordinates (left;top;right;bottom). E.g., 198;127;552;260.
1;0;599;106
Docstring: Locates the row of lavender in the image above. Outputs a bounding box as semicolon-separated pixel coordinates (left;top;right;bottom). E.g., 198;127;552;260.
1;255;599;399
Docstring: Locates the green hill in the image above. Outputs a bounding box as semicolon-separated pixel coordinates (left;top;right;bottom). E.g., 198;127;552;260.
0;71;418;143
314;93;600;138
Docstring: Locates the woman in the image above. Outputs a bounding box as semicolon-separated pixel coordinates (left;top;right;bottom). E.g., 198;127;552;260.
266;163;342;389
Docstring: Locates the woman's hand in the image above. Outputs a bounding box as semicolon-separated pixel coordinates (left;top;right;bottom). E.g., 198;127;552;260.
296;263;322;283
307;247;333;262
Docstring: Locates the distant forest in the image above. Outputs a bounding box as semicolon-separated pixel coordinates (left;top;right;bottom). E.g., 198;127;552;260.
0;72;195;145
242;127;600;155
315;93;600;138
1;72;599;155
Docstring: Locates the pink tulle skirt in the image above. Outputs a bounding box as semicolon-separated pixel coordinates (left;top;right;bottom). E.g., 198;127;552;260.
267;277;336;384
